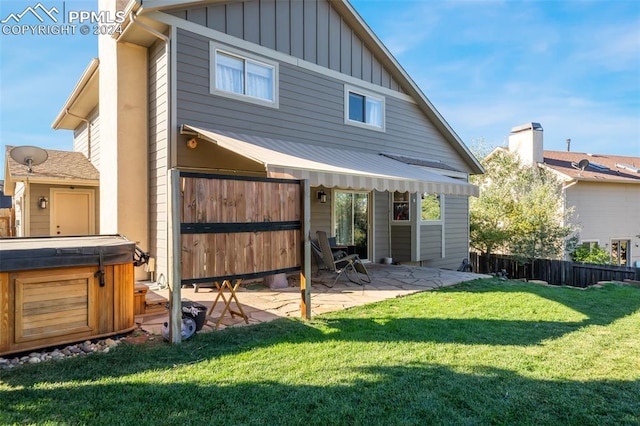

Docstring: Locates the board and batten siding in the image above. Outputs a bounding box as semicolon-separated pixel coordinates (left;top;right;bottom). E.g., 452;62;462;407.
174;29;467;170
148;39;170;280
73;107;100;169
168;0;402;93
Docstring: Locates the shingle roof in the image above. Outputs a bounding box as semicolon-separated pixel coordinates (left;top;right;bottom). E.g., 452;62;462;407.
5;146;99;182
542;150;640;183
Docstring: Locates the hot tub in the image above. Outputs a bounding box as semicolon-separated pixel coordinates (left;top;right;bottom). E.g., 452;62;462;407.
0;235;136;356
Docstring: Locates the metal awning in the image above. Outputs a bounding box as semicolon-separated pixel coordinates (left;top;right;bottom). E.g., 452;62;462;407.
181;124;479;197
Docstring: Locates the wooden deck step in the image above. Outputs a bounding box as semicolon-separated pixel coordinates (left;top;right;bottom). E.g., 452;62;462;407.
145;289;168;315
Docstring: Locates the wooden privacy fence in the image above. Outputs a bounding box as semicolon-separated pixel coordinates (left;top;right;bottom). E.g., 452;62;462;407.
179;172;303;286
469;252;640;288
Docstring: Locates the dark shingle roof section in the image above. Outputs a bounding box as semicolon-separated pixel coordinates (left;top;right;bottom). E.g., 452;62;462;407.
380;152;464;173
543;150;640;183
5;146;99;182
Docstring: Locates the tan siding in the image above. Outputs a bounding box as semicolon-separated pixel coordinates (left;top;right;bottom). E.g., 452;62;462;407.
566;182;640;266
72;107;100;169
420;225;442;259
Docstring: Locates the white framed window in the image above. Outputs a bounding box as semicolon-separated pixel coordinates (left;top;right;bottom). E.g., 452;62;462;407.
392;191;410;222
344;86;385;131
210;44;278;107
421;193;442;223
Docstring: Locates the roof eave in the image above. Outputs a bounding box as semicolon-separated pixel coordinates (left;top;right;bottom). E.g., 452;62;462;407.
52;58;100;130
330;0;484;176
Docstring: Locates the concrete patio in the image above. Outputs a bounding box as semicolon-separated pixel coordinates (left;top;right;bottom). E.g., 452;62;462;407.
135;264;488;336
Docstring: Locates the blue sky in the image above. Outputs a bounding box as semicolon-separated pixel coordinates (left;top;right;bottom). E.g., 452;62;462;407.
1;0;639;180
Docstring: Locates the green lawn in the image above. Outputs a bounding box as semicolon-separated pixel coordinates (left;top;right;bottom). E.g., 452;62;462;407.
1;279;639;425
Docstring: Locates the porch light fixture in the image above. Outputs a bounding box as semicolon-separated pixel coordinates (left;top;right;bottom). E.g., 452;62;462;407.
317;190;327;204
39;196;48;209
186;138;198;149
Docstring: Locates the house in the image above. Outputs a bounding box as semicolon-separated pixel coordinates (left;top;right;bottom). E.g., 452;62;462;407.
50;0;483;282
0;180;14;236
3;147;99;237
507;122;640;267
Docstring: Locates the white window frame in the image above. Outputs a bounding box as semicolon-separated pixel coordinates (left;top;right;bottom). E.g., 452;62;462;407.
391;191;410;223
420;193;444;224
210;43;279;108
344;85;385;131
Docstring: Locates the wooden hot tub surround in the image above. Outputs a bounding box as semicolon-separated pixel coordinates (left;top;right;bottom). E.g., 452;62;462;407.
0;235;136;356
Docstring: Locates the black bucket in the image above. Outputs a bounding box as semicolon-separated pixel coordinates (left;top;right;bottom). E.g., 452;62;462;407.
181;301;207;331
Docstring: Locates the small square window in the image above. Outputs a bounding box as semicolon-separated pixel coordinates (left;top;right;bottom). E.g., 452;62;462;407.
421;193;441;221
393;192;409;221
345;87;384;130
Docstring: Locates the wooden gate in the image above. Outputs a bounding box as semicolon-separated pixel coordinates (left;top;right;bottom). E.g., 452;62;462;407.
179;172;303;285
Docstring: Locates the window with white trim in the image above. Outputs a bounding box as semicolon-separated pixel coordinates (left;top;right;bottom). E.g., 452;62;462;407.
345;87;384;130
421;193;442;222
211;46;277;106
392;192;410;221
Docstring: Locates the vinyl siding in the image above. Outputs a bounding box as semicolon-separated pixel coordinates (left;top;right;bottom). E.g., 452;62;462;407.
566;182;640;266
169;0;402;93
175;29;467;170
391;225;411;262
148;39;169;279
420;225;442;260
373;190;391;261
422;195;469;270
73;107;100;169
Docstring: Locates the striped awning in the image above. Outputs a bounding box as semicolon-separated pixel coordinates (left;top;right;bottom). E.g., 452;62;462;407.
181;124;479;197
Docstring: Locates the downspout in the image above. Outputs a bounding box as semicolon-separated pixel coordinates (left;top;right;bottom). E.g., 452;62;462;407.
65;109;91;160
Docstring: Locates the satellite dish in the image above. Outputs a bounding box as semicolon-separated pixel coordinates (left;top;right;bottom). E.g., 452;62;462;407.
571;158;590;172
9;146;48;173
578;159;590;170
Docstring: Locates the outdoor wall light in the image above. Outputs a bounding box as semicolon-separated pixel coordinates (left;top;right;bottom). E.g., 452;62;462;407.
39;196;48;209
186;137;198;149
317;190;327;204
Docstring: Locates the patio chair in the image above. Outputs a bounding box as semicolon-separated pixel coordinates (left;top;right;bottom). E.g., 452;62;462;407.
316;230;371;287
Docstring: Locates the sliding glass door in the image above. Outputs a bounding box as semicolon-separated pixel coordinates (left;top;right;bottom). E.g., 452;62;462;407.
333;191;370;260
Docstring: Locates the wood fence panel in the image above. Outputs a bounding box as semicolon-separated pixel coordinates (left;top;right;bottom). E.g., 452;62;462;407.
469;252;639;287
179;173;302;284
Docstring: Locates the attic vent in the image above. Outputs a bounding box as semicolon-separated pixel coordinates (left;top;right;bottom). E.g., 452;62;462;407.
616;163;640;173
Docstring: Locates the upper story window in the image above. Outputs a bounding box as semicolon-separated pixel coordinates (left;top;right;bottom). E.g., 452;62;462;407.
345;86;385;131
421;193;442;222
211;45;278;107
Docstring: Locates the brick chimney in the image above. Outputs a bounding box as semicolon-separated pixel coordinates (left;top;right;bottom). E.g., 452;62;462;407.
508;122;544;166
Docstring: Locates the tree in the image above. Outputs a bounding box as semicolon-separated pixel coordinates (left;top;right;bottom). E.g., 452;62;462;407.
572;243;612;265
470;148;578;277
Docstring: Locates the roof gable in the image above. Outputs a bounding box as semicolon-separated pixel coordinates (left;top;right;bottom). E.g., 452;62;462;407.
148;0;483;174
4;146;99;194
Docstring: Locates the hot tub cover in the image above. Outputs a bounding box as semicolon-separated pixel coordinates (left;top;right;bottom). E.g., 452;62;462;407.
0;234;135;272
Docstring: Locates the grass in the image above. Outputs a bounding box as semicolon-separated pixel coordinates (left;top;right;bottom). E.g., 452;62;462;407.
1;278;639;425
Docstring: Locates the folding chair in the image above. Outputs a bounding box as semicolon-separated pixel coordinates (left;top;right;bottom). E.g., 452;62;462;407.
316;231;371;288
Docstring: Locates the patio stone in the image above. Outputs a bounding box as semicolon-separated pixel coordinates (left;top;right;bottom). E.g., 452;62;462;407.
136;264;488;335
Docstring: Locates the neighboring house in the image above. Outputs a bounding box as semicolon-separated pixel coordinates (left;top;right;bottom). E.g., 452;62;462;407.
507;123;640;267
0;180;14;237
52;0;483;282
3;147;100;237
